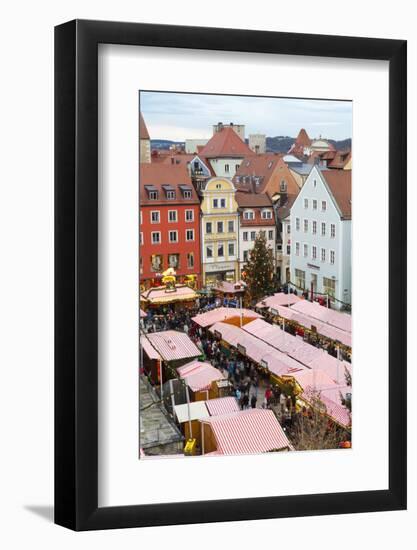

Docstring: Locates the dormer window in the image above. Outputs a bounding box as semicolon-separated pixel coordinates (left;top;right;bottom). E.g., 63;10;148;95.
280;180;287;192
162;184;176;199
261;209;272;220
179;184;192;199
243;210;255;220
144;185;158;200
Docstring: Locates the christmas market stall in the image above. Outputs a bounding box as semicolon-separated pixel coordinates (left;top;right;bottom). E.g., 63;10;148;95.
280;368;352;431
255;291;302;310
140;330;201;388
176;360;230;401
191;307;262;329
199;408;294;455
140;284;198;313
212;280;246;306
243;319;351;385
266;302;352;352
173;396;240;453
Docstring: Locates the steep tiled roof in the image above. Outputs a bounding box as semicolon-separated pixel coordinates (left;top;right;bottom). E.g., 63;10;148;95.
139;112;150;140
234;154;299;198
199;127;253;158
235;191;273;207
139;163;199;206
295;128;311;147
321;169;352;220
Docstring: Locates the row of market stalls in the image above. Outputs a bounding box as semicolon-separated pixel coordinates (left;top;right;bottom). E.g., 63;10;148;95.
207;319;352;432
140;325;294;456
256;292;352;351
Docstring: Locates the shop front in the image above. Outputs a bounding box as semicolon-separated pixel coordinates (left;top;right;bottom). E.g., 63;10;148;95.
203;261;238;287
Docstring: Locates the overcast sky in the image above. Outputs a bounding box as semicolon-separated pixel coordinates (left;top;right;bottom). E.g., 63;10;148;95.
140;91;352;142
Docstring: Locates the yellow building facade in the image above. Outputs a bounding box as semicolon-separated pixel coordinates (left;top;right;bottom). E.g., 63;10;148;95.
200;177;239;286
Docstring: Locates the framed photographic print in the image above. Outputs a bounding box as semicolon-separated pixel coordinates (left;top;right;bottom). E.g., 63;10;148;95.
55;20;407;530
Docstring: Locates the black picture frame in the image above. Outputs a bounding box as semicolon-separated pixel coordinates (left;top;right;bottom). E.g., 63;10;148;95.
55;19;407;531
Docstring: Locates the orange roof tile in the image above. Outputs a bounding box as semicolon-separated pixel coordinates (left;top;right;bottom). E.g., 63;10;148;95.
139;163;199;206
322;169;351;219
199;127;253;158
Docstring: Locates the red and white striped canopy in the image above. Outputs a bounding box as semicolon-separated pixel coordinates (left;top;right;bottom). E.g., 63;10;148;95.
144;330;201;362
177;360;224;392
202;409;293;455
205;396;240;416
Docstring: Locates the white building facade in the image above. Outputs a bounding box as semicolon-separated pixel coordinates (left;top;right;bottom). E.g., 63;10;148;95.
289;166;351;308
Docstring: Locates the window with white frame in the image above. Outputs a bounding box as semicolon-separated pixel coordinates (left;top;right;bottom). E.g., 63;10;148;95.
206;245;213;259
243;250;249;262
250;231;256;241
151;231;161;244
268;230;274;240
304;219;308;233
330;223;336;238
217;221;224;233
287;223;291;234
186;229;194;241
183;190;192;199
149;191;158;200
296;217;300;231
166;190;175;199
295;242;300;256
150;211;160;223
220;198;226;208
243;231;248;241
312;245;317;260
244;210;255;220
169;230;178;243
218;243;224;257
330;250;335;264
224;164;230;173
261;209;272;219
206;222;212;234
321;222;326;236
313;199;317;210
312;220;317;235
304;198;308;209
185;209;194;222
321;200;327;212
321;248;326;262
213;199;218;208
303;243;308;257
228;242;235;256
228;220;234;233
286;244;291;255
187;252;194;268
168;210;177;223
280;180;287;192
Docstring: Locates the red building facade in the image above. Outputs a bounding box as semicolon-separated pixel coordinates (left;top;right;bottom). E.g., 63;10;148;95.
140;163;201;288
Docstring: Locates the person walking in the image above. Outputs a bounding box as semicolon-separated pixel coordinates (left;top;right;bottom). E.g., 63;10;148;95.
251;393;257;409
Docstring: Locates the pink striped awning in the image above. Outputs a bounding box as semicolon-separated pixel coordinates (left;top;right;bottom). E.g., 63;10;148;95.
301;386;351;429
202;409;293;455
145;330;201;362
256;292;302;309
290;301;352;333
269;305;351;347
192;307;261;328
140;337;162;360
140;308;147;318
205;396;240;416
177;360;224;392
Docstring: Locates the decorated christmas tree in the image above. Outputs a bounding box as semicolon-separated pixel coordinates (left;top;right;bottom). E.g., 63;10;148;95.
243;232;275;304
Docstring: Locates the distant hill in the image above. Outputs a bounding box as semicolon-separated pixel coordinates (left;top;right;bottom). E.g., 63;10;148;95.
151;137;352;153
265;136;352;153
151;139;185;150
